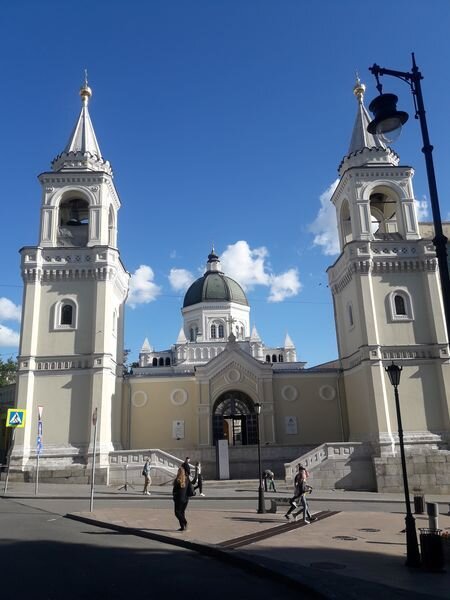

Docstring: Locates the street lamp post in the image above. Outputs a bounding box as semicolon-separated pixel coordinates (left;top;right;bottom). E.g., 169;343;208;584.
367;54;450;345
255;402;266;514
385;362;421;568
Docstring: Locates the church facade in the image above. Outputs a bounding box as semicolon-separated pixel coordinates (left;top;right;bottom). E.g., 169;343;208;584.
8;78;450;493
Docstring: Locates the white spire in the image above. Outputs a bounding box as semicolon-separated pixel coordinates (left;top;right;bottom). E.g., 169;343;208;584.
250;325;261;342
140;337;152;352
347;76;386;156
176;327;187;344
339;76;399;175
284;332;295;348
52;74;112;174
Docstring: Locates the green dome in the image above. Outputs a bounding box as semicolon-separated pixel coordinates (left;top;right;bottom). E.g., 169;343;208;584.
183;272;248;308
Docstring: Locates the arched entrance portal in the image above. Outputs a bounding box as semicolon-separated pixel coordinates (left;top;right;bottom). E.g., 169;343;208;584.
212;391;258;446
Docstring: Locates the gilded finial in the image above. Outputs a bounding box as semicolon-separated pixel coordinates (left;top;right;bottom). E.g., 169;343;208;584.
353;71;365;102
80;68;92;105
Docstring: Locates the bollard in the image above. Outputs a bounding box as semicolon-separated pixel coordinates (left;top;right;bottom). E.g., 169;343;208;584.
414;494;425;514
426;502;439;531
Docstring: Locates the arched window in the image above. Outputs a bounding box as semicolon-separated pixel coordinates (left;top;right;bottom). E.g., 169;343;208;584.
55;299;77;330
394;294;406;315
340;200;353;246
108;206;116;246
152;357;157;366
190;328;195;342
388;290;413;321
272;354;277;363
266;355;271;362
159;357;164;366
218;324;224;338
61;304;73;325
278;354;284;362
165;357;171;366
211;324;217;339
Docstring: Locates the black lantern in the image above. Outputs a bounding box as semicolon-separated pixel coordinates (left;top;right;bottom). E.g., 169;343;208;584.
368;93;408;143
385;361;402;387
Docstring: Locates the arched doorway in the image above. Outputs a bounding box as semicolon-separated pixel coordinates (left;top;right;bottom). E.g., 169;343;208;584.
212;391;258;446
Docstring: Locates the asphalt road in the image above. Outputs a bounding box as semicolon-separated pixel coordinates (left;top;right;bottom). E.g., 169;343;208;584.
2;489;412;516
0;495;315;600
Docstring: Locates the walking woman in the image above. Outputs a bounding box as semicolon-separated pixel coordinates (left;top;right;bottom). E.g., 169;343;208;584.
172;466;192;531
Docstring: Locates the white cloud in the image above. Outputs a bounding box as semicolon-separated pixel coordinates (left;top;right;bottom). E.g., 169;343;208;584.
309;179;340;256
268;269;302;303
415;196;429;221
0;324;20;347
127;265;162;308
220;240;302;303
169;268;195;292
220;241;270;289
0;297;21;322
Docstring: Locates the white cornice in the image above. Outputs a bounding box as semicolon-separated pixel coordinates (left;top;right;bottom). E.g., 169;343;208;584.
328;239;437;293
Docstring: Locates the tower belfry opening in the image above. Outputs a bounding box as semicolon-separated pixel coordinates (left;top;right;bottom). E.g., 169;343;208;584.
58;197;90;246
369;191;400;239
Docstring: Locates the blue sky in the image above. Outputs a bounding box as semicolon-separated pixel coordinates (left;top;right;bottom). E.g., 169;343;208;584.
1;0;450;366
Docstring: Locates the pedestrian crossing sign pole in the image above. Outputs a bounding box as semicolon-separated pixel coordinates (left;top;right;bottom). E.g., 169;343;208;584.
3;409;26;495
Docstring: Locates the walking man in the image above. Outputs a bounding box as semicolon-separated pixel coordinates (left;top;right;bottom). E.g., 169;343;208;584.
142;458;151;495
285;463;308;520
193;461;205;496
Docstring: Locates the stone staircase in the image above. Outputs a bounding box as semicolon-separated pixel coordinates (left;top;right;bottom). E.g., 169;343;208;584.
108;448;184;486
284;442;376;491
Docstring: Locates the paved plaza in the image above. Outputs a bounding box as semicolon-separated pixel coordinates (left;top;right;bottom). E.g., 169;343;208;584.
3;480;450;599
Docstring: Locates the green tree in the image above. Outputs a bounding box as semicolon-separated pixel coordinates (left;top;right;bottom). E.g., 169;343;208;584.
0;357;17;386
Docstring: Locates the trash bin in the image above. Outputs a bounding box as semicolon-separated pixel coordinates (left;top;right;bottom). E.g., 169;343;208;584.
414;494;425;514
419;528;445;571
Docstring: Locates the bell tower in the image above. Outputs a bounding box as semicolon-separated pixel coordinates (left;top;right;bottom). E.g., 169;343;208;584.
13;78;129;474
327;78;450;454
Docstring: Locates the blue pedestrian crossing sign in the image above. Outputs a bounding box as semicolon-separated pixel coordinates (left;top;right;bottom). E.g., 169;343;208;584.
6;409;26;428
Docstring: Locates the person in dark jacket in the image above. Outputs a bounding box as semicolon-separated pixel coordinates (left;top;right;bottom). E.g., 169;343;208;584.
285;463;308;520
181;456;191;477
173;466;191;531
